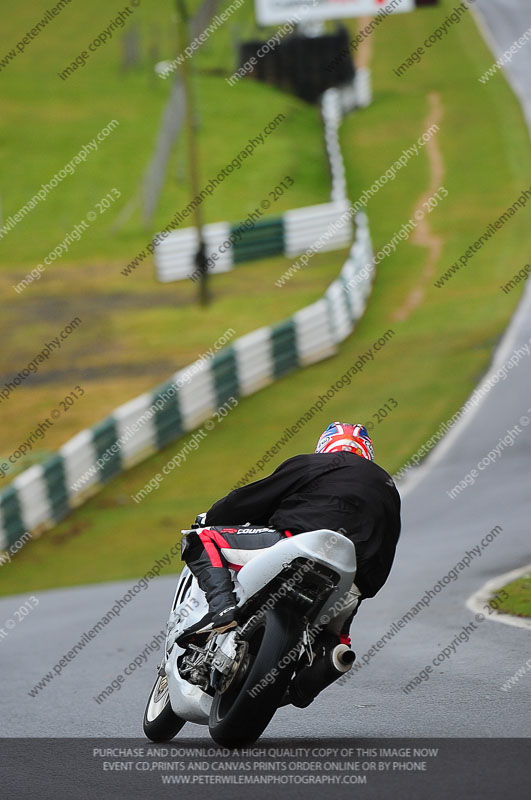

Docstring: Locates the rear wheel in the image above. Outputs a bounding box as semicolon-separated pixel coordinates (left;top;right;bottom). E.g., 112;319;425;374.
143;673;186;742
209;604;303;747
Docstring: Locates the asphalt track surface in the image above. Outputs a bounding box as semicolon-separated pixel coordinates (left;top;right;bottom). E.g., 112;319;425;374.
1;0;530;744
474;0;531;133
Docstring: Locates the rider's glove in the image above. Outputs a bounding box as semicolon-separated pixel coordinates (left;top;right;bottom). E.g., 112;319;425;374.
191;512;207;529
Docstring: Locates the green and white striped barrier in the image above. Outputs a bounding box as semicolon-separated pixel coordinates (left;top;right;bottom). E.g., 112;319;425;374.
0;212;374;548
321;72;372;204
154;201;353;283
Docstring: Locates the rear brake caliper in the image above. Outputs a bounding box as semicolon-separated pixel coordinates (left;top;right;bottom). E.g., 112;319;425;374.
212;631;249;694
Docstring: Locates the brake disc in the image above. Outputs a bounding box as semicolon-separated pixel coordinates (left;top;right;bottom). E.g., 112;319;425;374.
217;641;250;694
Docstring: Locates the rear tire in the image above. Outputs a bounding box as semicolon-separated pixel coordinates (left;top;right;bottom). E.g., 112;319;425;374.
143;674;186;742
209;604;303;747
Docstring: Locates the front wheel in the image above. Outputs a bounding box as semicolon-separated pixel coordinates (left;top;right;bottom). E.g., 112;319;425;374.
209;604;303;747
143;673;186;742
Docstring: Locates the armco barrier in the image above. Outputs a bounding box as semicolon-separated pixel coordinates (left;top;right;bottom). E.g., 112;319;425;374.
0;212;374;547
154;201;353;283
321;73;372;204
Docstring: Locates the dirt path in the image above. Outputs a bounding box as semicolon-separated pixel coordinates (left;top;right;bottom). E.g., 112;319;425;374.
393;91;445;322
355;21;446;322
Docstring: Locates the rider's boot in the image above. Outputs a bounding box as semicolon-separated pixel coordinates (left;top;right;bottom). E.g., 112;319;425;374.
176;565;239;647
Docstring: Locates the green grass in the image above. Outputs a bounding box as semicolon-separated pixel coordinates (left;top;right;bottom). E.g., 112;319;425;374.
0;245;349;482
1;0;304;264
0;0;336;473
491;574;531;618
1;1;531;595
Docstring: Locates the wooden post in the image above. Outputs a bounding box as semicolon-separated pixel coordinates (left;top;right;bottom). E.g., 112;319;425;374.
176;0;209;306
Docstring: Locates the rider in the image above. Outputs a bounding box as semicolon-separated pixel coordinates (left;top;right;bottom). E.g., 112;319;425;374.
179;422;401;642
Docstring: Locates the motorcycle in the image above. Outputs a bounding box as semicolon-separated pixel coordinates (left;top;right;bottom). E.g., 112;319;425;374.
143;525;359;747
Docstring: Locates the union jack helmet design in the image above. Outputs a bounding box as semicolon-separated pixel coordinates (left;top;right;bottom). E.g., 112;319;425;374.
315;422;374;461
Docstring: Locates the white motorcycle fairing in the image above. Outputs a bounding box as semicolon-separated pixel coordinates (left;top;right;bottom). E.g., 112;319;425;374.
164;529;357;724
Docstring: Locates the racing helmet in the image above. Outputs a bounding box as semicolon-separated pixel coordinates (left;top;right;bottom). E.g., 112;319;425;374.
315;422;374;461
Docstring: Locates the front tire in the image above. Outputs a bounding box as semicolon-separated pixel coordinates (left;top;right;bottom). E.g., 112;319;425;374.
143;673;186;742
209;604;303;747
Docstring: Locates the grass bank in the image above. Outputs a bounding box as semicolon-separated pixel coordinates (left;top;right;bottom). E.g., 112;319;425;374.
1;1;530;594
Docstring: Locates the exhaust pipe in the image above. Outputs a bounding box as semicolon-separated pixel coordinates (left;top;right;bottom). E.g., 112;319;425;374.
289;644;356;708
